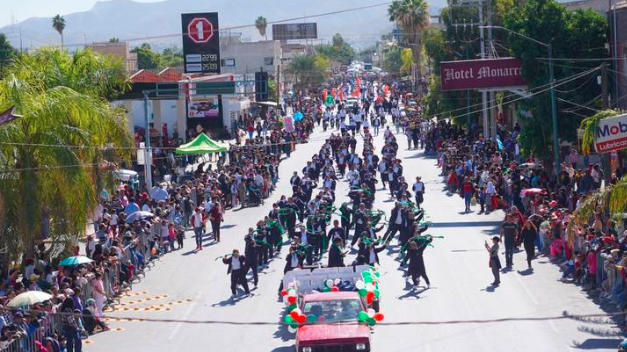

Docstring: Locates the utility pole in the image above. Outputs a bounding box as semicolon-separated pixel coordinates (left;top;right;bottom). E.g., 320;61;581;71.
601;62;612;185
479;3;489;140
143;92;153;196
487;0;497;142
276;64;281;108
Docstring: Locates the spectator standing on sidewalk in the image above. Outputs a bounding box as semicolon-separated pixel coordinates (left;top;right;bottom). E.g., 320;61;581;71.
191;207;205;251
500;215;519;269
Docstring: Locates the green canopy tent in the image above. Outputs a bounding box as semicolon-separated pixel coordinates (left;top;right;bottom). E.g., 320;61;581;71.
175;133;229;155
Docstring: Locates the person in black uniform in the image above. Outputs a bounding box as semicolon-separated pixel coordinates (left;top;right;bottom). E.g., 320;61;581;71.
283;198;298;239
339;203;352;237
222;249;250;297
328;237;347;267
253;221;268;265
356;239;387;266
244;228;259;287
351;203;367;247
403;237;432;287
383;202;406;243
278;244;306;294
327;220;346;246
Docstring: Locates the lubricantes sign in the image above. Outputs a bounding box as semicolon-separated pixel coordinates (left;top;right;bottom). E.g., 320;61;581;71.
594;113;627;153
440;58;527;91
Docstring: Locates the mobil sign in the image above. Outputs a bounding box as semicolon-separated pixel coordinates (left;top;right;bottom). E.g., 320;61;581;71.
440;57;527;91
595;113;627;153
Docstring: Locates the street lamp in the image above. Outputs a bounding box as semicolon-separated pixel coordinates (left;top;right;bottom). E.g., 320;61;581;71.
480;25;559;175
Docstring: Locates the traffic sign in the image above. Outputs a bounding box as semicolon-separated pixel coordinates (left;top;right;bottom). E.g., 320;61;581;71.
187;17;214;44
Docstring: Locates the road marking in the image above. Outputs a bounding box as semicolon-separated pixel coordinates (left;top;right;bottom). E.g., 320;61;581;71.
168;291;202;341
513;272;539;305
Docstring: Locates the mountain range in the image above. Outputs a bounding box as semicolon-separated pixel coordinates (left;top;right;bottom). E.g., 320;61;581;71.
0;0;444;51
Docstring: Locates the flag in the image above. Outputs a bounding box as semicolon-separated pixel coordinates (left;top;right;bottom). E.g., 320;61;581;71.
0;106;20;125
496;138;504;151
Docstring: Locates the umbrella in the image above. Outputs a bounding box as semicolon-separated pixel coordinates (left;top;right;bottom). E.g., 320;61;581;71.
126;211;155;223
8;291;52;307
521;188;546;197
59;255;94;266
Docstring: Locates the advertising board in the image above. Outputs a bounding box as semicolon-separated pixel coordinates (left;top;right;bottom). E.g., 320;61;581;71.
272;23;317;40
440;58;526;91
181;12;220;74
594;113;627;153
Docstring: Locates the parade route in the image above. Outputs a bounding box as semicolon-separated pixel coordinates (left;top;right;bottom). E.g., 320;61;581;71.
87;124;622;352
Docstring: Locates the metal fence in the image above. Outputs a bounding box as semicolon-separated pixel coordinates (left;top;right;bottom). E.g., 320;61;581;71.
1;309;63;352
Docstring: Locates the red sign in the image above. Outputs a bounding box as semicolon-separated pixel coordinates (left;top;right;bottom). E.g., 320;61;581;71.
440;58;527;91
187;17;214;43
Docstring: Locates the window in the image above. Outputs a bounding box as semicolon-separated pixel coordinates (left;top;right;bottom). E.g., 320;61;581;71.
221;58;235;67
264;57;274;66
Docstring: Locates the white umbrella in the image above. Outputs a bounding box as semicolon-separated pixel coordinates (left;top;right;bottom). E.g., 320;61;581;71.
8;291;53;308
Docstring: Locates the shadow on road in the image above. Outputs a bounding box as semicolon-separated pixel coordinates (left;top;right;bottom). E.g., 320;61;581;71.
571;338;622;350
430;221;502;228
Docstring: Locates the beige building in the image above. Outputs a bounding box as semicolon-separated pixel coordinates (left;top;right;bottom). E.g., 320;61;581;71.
87;41;138;72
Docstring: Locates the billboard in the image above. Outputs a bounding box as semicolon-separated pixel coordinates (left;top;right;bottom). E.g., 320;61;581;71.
594;113;627;153
440;58;526;91
188;99;220;118
181;12;220;74
272;23;317;40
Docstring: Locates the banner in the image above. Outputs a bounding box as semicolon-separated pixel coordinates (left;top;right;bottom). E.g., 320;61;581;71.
188;98;220;118
440;58;526;91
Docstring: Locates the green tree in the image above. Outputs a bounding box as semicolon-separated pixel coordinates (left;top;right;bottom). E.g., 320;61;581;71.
505;0;608;160
52;14;66;49
161;47;183;68
315;33;355;65
287;54;328;89
0;48;132;264
388;0;430;88
255;16;268;40
382;45;403;76
109;37;120;43
0;34;17;75
131;43;161;70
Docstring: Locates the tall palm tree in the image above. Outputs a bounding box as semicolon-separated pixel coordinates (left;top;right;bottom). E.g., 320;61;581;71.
388;0;429;92
0;48;132;264
255;16;268;40
52;15;66;49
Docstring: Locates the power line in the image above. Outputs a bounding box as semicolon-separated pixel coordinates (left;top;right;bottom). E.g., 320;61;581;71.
53;2;394;49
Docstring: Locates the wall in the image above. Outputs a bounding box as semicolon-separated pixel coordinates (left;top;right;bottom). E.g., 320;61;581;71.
220;40;281;76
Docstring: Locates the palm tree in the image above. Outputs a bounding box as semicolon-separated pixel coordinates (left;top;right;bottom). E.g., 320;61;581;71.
388;0;429;91
0;48;132;265
255;16;268;40
52;14;66;49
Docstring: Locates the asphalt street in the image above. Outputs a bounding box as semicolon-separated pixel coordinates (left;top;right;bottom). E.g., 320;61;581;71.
87;123;623;352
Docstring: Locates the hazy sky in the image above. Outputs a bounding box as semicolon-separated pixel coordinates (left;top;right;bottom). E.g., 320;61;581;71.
2;0;163;27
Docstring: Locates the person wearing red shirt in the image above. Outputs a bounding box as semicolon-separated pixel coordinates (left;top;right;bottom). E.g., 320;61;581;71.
462;177;474;213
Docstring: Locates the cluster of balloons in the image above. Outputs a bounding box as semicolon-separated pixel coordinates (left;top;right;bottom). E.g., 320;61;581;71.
281;286;305;332
321;278;341;293
357;308;385;326
355;269;380;305
281;286;298;305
